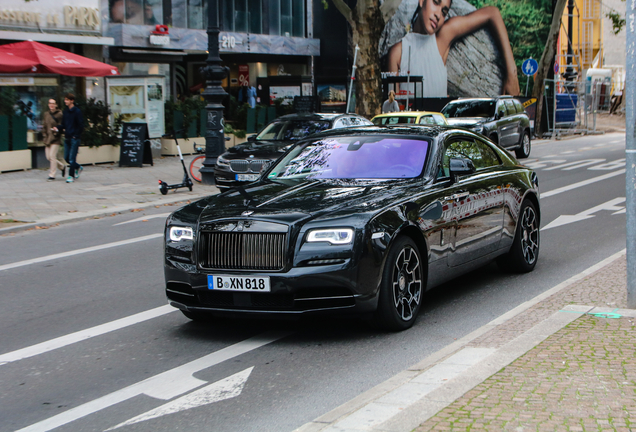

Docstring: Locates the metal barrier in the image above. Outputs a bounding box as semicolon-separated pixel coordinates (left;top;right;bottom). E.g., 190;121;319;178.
542;78;611;138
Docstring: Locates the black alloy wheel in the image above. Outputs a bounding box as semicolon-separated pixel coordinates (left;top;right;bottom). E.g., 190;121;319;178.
515;131;531;159
374;237;424;331
498;199;539;273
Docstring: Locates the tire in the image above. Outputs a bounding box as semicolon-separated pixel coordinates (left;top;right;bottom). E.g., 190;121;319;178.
159;181;168;195
497;199;539;273
189;155;205;183
373;236;424;331
515;131;531;159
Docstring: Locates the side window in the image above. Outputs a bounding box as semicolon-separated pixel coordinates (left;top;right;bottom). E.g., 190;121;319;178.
438;139;500;178
513;99;525;114
333;118;350;129
419;115;436;125
349;117;361;126
434;114;446;125
504;100;516;116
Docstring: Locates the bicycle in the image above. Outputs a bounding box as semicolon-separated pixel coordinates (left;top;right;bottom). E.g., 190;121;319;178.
189;143;205;183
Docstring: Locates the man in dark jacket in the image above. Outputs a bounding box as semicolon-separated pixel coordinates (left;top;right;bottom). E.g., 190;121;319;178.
56;93;84;183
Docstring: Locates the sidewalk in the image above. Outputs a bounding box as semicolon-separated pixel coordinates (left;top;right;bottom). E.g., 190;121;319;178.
0;155;218;234
296;252;632;432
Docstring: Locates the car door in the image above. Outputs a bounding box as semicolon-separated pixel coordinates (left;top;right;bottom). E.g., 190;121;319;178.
504;99;521;145
439;137;505;267
495;100;513;146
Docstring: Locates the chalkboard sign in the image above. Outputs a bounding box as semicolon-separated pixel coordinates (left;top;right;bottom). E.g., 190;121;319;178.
119;123;153;167
293;96;317;113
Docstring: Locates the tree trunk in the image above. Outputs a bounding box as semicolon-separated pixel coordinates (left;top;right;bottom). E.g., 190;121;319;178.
351;1;384;118
532;0;568;136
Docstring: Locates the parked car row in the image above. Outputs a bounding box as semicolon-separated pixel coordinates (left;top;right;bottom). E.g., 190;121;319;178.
213;97;531;191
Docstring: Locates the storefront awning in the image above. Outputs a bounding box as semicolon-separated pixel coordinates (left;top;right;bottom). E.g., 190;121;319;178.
0;41;119;77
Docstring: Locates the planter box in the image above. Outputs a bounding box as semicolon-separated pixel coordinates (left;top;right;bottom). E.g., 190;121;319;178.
0;149;31;172
77;145;120;165
161;137;205;156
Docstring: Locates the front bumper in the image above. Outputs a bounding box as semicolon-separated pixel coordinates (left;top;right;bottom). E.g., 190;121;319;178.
164;257;379;317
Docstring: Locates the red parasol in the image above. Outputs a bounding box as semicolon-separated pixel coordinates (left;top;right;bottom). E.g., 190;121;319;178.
0;41;119;77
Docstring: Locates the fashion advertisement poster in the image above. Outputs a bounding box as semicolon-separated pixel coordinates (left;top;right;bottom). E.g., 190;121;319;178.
380;0;553;98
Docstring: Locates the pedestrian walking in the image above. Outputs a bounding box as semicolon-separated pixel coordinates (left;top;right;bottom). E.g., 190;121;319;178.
55;93;84;183
382;90;400;113
42;99;65;181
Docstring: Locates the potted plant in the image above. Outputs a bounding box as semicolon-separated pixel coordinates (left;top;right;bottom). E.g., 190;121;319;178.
75;98;123;165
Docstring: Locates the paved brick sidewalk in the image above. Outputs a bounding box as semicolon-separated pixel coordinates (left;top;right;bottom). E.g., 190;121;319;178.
0;156;217;233
414;256;634;432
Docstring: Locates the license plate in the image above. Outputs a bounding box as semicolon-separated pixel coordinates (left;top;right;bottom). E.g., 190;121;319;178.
208;275;271;292
236;174;260;181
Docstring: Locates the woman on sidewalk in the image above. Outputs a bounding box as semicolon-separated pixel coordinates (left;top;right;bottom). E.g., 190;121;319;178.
42;99;65;181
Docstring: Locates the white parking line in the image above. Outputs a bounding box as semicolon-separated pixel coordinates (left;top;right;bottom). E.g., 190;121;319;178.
0;233;162;272
0;305;175;366
542;169;625;198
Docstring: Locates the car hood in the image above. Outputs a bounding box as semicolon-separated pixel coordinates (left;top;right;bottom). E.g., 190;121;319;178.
446;117;488;126
198;179;421;224
224;140;291;160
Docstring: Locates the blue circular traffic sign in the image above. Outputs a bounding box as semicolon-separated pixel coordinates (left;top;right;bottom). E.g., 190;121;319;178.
522;58;538;76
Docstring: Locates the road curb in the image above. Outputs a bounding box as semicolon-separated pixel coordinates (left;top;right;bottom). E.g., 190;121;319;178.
294;249;627;432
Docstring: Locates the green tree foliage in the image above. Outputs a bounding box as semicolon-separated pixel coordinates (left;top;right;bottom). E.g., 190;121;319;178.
606;8;626;34
466;0;553;95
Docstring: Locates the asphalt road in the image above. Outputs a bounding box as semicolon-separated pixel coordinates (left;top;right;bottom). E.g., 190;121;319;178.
0;132;628;432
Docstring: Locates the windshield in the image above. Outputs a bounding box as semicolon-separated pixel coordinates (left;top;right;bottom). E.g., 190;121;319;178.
442;100;496;118
267;136;430;180
372;116;416;125
256;120;331;141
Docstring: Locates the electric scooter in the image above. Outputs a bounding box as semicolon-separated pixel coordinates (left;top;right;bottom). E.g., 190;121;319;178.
158;129;193;195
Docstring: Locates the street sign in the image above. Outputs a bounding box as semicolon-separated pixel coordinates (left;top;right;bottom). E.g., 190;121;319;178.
522;58;538;76
554;60;560;75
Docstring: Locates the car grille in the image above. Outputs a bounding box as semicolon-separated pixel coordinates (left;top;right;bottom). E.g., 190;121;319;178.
198;232;287;270
229;159;267;173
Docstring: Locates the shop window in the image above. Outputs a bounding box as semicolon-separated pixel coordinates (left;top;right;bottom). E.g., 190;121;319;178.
222;0;262;33
109;0;163;24
118;63;171;100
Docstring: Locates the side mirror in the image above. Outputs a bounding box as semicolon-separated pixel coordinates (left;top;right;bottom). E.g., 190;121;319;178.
449;158;476;183
247;134;257;142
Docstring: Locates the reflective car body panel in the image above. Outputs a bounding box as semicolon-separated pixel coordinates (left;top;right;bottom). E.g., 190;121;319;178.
165;126;539;321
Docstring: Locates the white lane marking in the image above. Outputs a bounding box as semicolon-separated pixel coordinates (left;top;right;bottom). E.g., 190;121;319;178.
543;159;605;171
542;197;625;230
541;169;625;198
113;213;170;226
560;150;576;154
589;159;625;170
16;331;292;432
524;159;567;170
108;367;254;430
0;305;175;366
0;233;162;272
627;149;636;153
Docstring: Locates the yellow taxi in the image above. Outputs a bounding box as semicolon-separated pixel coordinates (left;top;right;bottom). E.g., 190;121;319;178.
371;111;448;126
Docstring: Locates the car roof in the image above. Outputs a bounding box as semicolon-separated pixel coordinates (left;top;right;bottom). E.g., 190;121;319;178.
372;111;444;119
304;124;451;140
276;112;366;121
450;96;514;102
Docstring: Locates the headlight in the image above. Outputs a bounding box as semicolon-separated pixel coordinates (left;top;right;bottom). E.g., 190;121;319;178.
306;228;354;245
217;156;230;167
169;226;194;241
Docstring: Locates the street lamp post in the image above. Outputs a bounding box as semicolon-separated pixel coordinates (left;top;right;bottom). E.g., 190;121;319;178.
199;0;228;185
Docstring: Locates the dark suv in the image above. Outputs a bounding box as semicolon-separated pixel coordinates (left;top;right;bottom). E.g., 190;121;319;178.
213;112;372;190
441;96;532;158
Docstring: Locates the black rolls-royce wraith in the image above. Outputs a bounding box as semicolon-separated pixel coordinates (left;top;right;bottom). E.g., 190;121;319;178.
164;126;540;331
